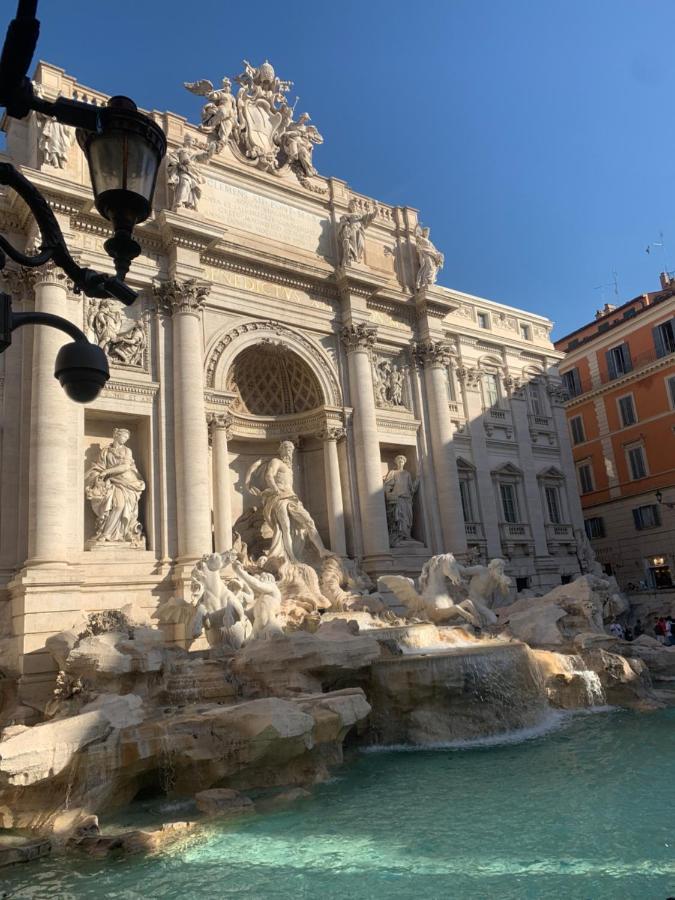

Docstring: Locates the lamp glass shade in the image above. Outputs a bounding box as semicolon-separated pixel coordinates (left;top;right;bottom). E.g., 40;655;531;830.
77;97;166;232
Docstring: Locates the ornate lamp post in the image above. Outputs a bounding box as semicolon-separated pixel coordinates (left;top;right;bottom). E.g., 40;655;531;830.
0;0;167;401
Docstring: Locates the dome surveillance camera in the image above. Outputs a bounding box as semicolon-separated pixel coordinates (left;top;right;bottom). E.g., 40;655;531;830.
54;341;110;403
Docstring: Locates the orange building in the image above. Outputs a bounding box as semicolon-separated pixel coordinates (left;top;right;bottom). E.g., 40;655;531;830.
555;275;675;590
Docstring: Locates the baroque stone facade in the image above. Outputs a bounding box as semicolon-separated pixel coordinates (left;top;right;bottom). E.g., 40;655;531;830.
0;61;584;701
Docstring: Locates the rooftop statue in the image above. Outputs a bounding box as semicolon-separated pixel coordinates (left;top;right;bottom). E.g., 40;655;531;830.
184;60;324;186
337;202;378;267
415;223;444;290
167;134;214;212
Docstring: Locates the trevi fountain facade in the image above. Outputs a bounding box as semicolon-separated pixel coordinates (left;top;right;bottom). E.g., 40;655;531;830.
1;59;674;891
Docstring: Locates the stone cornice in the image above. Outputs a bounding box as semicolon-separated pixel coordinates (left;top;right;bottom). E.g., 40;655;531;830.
203;252;337;301
100;379;159;402
563;355;674;408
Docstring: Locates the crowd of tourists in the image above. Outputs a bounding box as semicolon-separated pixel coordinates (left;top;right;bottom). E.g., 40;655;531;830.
608;617;675;644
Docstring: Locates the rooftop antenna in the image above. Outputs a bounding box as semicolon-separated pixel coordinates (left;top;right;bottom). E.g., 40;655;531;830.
593;270;619;305
645;230;670;273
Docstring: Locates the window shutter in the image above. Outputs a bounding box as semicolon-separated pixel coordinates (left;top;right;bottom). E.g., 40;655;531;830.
605;350;617;380
632;508;642;530
654;324;667;359
654;504;662;526
620;343;632;372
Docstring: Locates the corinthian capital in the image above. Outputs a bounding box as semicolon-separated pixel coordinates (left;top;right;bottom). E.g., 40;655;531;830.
207;411;234;440
340;322;377;352
152;278;211;316
316;425;346;442
413;339;452;368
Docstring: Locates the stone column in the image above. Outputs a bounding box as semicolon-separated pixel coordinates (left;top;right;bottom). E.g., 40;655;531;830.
458;364;502;558
508;380;548;557
153;279;212;562
209;412;233;552
318;426;347;556
416;341;467;555
549;382;586;533
340;324;390;562
26;264;77;565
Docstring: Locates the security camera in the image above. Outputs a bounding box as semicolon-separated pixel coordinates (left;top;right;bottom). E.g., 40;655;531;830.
54;341;110;403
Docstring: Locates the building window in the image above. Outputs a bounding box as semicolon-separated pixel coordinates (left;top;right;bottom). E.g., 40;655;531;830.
482;372;500;408
570;415;585;444
627;445;647;480
528;381;544;416
516;576;530;591
499;483;519;523
477;311;490;329
545;485;562;524
562;367;582;398
632;504;661;530
520;323;531;341
584;516;605;539
459;480;474;523
577;463;594;494
617;394;636;427
653;318;675;358
605;343;632;380
667;374;675;410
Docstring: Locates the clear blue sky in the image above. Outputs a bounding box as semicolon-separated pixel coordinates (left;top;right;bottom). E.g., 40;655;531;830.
21;0;675;337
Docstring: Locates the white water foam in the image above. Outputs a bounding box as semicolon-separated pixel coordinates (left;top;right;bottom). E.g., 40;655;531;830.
362;705;617;754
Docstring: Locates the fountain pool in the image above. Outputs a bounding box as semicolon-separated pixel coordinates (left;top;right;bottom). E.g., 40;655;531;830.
3;708;674;899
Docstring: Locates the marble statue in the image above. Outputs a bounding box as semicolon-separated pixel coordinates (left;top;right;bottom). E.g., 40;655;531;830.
279;113;323;177
415;224;444;290
87;300;146;367
575;528;604;576
232;559;284;641
184;60;325;186
185;77;238;151
246;440;330;566
338;203;378;267
190;552;253;649
373;357;406;408
87;299;122;352
108;321;146;367
379;553;508;628
383;455;419;546
167;135;214;211
84;428;145;548
459;558;511;624
33;83;73;168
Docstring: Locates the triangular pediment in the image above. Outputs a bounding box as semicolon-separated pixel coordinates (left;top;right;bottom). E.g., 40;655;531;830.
491;462;523;477
537;465;565;480
456;456;476;472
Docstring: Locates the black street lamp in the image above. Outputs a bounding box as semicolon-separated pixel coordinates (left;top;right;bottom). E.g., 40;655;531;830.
0;0;167;401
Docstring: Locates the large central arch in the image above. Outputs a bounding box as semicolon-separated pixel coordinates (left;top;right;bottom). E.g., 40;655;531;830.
205;319;342;408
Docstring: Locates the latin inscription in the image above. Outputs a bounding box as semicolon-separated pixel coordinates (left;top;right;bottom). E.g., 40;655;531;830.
203;178;330;254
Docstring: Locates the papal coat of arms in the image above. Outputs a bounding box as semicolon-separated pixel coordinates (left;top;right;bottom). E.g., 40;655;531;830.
184;59;323;187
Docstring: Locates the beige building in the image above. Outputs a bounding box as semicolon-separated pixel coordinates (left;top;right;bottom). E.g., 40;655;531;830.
0;61;585;701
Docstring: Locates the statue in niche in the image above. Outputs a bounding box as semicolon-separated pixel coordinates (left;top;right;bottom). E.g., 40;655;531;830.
373;357;406;408
415;223;444;290
33;82;74;168
383;454;419;546
232;559;284;641
246;440;331;565
337;202;378;267
167;134;214;211
84;428;146;548
185;77;239;151
279;112;323;178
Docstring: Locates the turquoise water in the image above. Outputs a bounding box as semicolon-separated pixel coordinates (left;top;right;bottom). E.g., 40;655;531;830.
3;708;675;900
